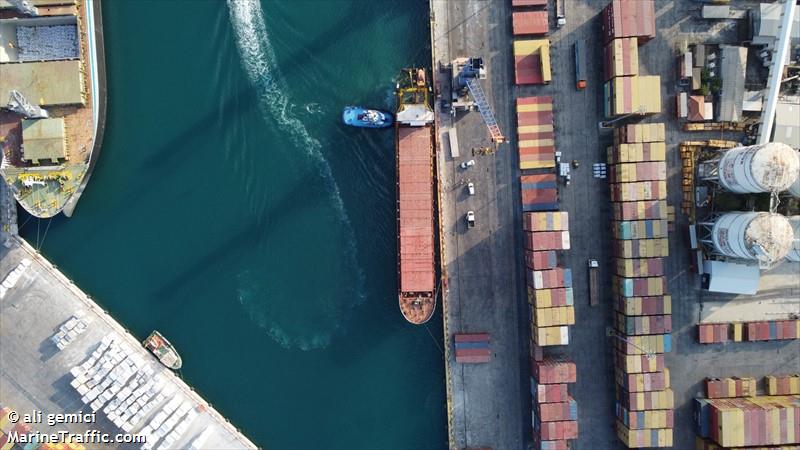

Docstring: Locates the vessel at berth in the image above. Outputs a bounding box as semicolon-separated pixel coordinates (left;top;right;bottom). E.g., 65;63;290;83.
0;0;104;218
143;330;182;370
395;68;437;325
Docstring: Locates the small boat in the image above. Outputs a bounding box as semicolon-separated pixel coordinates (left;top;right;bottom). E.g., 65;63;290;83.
143;331;182;370
342;106;393;128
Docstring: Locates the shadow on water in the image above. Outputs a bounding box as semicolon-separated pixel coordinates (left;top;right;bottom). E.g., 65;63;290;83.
151;176;324;300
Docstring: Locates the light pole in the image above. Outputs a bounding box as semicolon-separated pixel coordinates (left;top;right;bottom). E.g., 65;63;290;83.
606;327;657;360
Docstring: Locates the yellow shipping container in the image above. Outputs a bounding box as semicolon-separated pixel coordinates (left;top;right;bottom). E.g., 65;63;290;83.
614;142;667;162
638;76;662;114
618;334;669;355
642;409;672;429
534;306;575;327
732;322;743;342
519;138;555;148
616;238;670;258
518;124;553;134
513;39;551;83
608;37;639;78
517;102;553;113
0;407;10;433
532;325;569;346
616;123;666;144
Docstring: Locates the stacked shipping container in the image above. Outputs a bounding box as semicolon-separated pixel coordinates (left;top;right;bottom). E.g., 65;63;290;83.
600;0;660;119
608;118;673;448
766;375;800;396
517;96;556;170
705;377;757;399
512;11;549;36
698;319;800;344
514;39;551;85
531;358;579;448
524;212;574;347
695;395;800;447
453;333;491;363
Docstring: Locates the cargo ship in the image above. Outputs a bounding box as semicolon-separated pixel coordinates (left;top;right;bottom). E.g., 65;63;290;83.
395;68;437;325
0;0;105;218
143;330;182;370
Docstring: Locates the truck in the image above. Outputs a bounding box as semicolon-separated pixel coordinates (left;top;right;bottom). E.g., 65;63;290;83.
588;259;599;306
555;0;566;27
574;40;587;90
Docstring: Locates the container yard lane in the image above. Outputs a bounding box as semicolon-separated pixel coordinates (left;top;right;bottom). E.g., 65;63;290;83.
432;1;527;449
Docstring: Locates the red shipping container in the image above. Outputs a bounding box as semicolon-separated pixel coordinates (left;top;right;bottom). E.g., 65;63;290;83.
538;421;578;441
456;354;490;363
698;323;714;343
526;250;558;270
601;0;656;44
454;333;490;343
513;11;549;36
532;382;569;403
455;348;491;357
532;358;577;384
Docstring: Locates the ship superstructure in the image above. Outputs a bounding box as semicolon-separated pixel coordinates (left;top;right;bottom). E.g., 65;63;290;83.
395;68;437;325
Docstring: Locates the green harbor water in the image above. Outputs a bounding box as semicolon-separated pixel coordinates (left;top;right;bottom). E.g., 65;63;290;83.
20;0;445;448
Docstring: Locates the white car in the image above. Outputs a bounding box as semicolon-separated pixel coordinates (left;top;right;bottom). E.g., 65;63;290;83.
466;211;475;227
467;182;475;195
460;159;475;169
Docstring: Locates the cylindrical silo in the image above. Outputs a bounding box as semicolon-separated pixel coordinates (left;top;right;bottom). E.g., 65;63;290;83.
788;216;800;262
710;212;794;263
717;142;800;193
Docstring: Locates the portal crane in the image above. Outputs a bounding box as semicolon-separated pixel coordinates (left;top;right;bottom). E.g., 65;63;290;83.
5;91;49;119
450;57;505;143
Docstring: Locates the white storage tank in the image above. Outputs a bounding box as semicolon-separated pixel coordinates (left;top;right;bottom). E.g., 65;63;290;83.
788;216;800;263
710;212;794;263
717;142;799;193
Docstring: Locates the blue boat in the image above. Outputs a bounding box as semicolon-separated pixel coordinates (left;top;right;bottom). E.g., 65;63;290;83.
342;106;393;128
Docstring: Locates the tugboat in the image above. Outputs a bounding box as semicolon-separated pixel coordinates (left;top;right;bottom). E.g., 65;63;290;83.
342;106;393;128
143;331;182;370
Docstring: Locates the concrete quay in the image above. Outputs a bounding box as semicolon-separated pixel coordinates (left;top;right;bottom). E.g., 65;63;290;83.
0;236;257;450
431;1;800;449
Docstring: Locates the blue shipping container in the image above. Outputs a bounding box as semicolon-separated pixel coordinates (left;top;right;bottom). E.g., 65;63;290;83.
523;202;560;212
454;341;490;350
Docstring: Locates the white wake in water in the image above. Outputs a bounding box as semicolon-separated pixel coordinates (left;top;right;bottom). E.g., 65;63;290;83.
227;0;365;350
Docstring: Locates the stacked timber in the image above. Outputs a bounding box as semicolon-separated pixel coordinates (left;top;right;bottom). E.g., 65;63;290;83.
608;119;673;448
531;358;578;448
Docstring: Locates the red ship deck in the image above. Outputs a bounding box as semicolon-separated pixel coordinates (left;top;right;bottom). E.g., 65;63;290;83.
397;125;435;324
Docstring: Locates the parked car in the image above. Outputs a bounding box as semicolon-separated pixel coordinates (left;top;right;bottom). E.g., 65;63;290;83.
466;211;475;228
460;159;475;169
467;182;475;195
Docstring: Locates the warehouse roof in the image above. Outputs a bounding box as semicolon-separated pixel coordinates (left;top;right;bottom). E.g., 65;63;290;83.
756;3;800;41
21;117;66;164
719;46;747;123
774;96;800;149
703;260;760;295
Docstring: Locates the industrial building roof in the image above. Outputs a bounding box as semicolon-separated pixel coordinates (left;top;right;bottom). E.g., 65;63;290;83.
703;260;760;295
21;117;66;164
0;59;84;106
756;3;800;42
774;97;800;149
719;46;747;123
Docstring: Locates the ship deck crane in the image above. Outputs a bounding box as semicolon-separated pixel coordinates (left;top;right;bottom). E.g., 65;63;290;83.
5;91;49;119
450;57;505;144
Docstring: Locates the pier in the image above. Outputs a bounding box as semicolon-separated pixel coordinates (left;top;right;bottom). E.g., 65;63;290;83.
0;188;257;449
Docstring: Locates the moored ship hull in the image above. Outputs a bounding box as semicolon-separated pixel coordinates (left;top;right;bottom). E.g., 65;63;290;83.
395;68;437;325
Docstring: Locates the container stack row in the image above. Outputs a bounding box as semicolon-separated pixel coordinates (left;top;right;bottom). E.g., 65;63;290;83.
517;96;556;171
608;120;673;448
766;375;800;396
694;395;800;447
453;333;491;364
524;212;574;348
600;0;661;118
705;377;757;399
531;358;578;448
514;39;551;85
698;319;800;343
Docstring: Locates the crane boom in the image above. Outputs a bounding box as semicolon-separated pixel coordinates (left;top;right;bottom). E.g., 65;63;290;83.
465;78;504;143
